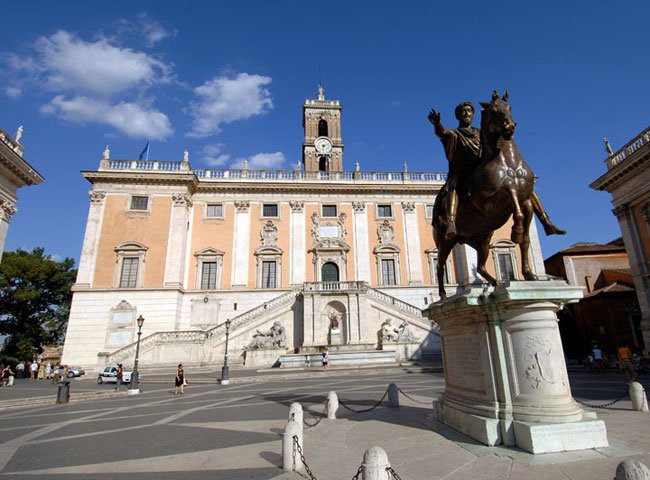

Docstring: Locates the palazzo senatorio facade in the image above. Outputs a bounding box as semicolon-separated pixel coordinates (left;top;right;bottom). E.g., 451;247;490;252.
61;89;548;370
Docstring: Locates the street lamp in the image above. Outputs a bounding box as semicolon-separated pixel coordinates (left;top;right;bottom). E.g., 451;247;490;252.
129;315;145;394
220;318;231;385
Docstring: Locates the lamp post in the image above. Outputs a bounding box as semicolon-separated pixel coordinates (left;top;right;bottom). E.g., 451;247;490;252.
220;318;231;385
129;315;145;394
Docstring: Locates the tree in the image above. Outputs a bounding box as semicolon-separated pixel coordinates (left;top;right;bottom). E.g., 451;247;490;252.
0;248;76;359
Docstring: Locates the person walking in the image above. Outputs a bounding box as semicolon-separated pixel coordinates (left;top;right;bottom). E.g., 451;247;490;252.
29;361;38;380
592;345;603;372
174;364;185;395
1;365;15;387
618;342;638;382
45;362;52;380
322;348;329;371
15;361;24;379
115;364;124;392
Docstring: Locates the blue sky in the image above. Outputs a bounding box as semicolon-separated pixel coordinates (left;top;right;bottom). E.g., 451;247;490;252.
0;1;647;265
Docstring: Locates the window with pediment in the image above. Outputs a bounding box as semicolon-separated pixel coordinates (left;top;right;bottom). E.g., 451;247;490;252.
194;247;225;290
114;242;148;288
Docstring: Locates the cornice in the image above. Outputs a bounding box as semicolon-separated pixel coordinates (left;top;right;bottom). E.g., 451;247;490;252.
590;150;650;192
0;141;44;186
82;170;199;188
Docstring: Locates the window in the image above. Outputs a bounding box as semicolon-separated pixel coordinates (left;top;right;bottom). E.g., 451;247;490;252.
377;204;392;218
425;248;454;286
130;196;148;211
262;261;277;288
433;258;450;284
321;262;339;282
381;259;397;285
262;204;278;218
114;241;148;288
318;119;328;137
206;204;223;218
120;258;138;288
322;205;337;217
497;254;516;281
425;204;434;219
201;262;218;289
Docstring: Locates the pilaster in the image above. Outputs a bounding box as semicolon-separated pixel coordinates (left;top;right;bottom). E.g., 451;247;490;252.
352;202;371;282
231;201;251;287
163;193;192;288
401;202;423;284
290;201;306;285
74;191;105;288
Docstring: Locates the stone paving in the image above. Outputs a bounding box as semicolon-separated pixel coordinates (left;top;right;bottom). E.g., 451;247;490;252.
0;367;647;479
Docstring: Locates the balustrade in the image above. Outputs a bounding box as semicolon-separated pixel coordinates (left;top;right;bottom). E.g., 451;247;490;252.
606;126;650;169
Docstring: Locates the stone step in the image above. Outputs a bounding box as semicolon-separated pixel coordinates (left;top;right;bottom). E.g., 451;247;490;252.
280;350;397;368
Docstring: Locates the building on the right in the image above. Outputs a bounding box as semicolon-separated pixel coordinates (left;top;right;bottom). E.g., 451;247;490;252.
591;126;650;352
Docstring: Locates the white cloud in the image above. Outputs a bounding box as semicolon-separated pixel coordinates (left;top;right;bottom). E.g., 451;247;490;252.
42;95;173;140
200;143;231;167
139;16;175;47
4;87;21;99
231;152;286;170
187;73;273;138
34;30;171;97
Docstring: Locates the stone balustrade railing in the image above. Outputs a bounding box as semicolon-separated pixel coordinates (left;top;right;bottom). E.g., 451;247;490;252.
606;126;650;170
304;281;369;292
98;158;446;183
366;287;423;317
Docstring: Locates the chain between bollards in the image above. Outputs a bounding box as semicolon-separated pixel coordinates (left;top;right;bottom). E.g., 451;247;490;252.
574;388;629;409
386;466;404;479
293;435;318;480
397;387;432;405
339;388;389;413
351;465;363;480
303;399;329;428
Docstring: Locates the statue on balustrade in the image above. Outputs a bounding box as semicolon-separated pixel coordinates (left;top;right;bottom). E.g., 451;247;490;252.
428;91;566;299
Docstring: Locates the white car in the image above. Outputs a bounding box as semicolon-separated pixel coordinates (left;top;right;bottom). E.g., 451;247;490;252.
97;366;133;384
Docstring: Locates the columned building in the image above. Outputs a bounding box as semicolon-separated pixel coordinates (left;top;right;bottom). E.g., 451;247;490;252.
591;126;650;351
0;126;45;260
61;89;548;369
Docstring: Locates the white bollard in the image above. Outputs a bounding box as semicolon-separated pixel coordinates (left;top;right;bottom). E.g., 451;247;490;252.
361;446;391;480
615;459;650;479
327;391;339;419
629;382;650;412
388;383;399;408
289;402;304;425
282;420;303;472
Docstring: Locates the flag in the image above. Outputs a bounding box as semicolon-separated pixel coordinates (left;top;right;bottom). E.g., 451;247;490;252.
138;141;150;161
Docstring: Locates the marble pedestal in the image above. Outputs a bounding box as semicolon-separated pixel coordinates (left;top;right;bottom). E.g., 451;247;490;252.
427;281;608;454
244;347;286;368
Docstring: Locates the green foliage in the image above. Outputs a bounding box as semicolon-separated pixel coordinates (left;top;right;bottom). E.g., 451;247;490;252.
0;248;76;359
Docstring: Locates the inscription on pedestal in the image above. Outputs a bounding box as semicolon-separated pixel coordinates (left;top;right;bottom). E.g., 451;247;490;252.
443;335;485;392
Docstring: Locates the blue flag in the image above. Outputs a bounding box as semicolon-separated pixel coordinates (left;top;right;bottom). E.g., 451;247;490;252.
138;141;150;161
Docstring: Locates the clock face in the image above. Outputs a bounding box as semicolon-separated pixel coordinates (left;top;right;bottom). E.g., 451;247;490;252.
314;137;332;154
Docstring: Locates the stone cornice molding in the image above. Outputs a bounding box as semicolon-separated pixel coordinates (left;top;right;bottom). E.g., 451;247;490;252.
89;190;106;205
0;137;44;187
590;150;649;192
234;200;250;212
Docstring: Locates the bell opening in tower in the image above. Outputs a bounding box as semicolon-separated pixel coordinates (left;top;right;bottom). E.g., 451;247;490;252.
318;119;328;138
319;156;328;172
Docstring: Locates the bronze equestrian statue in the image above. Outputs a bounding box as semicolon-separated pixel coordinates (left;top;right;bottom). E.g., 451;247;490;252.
429;90;565;299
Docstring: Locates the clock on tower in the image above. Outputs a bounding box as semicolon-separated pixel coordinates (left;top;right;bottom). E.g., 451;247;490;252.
302;85;344;172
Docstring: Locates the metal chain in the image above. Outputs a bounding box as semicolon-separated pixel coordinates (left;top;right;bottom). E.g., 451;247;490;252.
351;465;363;480
339;388;389;414
386;466;403;480
293;435;318;480
574;388;629;409
303;400;329;428
397;388;432;405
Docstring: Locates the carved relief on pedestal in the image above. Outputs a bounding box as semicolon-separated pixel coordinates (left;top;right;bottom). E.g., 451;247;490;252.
523;335;566;390
89;190;106;205
234;200;250;212
172;193;192;208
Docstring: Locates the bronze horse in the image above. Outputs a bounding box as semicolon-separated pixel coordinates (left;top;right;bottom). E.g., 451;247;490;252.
434;91;559;299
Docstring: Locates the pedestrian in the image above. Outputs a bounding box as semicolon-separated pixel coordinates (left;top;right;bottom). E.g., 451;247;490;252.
174;364;185;395
29;361;38;380
592;345;603;372
37;363;45;380
1;365;15;387
115;363;124;392
45;362;52;380
15;361;24;379
617;341;638;383
585;354;594;373
322;347;329;371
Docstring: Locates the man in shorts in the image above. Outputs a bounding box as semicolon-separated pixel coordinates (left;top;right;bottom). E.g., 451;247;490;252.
618;342;637;382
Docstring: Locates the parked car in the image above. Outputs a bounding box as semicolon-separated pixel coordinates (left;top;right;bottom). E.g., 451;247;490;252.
66;366;85;378
97;366;133;384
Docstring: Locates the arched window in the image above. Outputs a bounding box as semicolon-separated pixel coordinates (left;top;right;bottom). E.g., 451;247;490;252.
321;262;339;282
318;119;328;137
319;156;328;172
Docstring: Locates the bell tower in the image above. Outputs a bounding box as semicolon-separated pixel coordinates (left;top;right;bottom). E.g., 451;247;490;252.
302;85;343;172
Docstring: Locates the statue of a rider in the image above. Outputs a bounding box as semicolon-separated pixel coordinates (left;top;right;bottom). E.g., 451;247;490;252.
428;102;480;239
428;102;565;238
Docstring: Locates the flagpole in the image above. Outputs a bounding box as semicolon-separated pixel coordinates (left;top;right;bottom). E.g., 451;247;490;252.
146;141;150;161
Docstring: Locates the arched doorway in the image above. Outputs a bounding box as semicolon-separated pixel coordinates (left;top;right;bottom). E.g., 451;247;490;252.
321;262;339;282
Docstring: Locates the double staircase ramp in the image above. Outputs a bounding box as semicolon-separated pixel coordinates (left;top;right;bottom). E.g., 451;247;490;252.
105;282;433;366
